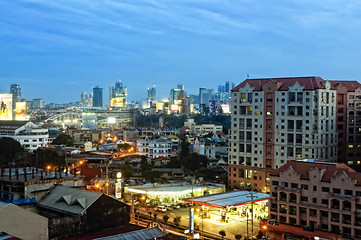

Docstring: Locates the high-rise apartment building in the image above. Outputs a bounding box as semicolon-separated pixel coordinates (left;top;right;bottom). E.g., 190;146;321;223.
10;84;21;102
199;88;215;112
229;77;338;191
80;92;91;107
225;81;235;93
92;86;103;107
169;88;182;105
110;80;127;108
147;85;156;101
329;81;361;169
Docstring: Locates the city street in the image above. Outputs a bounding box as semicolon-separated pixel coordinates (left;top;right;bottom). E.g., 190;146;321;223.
137;206;263;239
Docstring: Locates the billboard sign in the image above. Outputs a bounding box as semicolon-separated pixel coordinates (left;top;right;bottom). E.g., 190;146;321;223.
15;102;26;120
110;97;125;107
0;94;12;120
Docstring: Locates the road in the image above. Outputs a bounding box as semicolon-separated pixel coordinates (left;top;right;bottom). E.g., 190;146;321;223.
135;206;262;239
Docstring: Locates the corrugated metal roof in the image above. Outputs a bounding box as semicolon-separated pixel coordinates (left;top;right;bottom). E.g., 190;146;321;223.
0;202;9;211
95;227;164;240
37;185;101;215
184;191;269;208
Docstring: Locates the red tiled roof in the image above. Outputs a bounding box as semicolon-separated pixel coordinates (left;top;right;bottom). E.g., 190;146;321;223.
232;76;331;92
271;160;361;185
269;223;359;240
329;80;361;92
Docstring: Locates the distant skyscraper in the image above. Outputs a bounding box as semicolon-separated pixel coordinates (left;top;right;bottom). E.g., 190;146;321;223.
80;92;90;107
10;84;21;102
170;89;182;105
147;85;156;101
177;84;184;91
199;88;215;112
225;81;235;93
110;80;127;107
92;86;103;107
218;85;225;93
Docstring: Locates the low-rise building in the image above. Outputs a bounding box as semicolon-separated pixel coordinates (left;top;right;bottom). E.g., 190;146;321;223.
37;185;130;239
73;141;92;152
137;137;172;159
0;121;48;152
0;202;48;240
269;159;361;239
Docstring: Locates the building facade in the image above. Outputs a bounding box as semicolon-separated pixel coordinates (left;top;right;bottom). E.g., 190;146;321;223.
92;85;103;107
229;77;338;191
329;81;361;169
269;159;361;239
0;121;48;152
137;137;172;159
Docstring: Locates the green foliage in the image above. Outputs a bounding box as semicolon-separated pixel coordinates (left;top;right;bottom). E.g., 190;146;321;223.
181;152;208;171
173;216;182;228
117;163;132;178
32;149;66;169
234;234;242;240
168;156;181;168
143;170;161;182
140;157;152;173
219;230;226;240
163;215;169;224
196;168;215;180
52;133;74;146
135;113;230;133
118;143;130;151
0;137;27;167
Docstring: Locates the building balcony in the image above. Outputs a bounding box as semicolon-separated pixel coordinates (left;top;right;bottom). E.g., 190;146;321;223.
331;218;340;222
279;209;287;214
343;220;351;225
289;211;297;215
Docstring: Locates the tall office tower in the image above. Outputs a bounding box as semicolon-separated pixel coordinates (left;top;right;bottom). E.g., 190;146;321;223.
218;85;226;93
177;84;184;91
229;77;338;192
10;84;21;102
110;80;127;107
329;81;361;169
169;88;182;104
199;88;215;105
225;81;235;93
80;92;91;107
147;85;156;101
178;91;189;114
92;86;103;107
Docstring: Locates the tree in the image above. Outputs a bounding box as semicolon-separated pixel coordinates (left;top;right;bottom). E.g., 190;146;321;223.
0;137;26;168
173;216;182;228
148;211;153;220
163;215;169;224
219;230;226;240
153;213;158;221
234;234;242;240
52;133;74;146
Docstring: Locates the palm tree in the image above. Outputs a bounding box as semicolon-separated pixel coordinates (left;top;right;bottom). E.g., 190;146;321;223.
163;215;169;224
173;216;182;228
234;234;242;240
219;230;226;240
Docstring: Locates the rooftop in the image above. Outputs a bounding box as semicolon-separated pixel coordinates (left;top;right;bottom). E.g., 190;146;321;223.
184;190;269;208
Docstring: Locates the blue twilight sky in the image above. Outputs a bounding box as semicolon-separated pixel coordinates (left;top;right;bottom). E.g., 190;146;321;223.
1;0;361;104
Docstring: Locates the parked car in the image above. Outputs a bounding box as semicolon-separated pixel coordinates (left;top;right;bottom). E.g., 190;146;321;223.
171;204;180;209
165;205;173;211
155;206;167;212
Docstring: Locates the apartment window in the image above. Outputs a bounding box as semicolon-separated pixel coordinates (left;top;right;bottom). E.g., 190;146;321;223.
313;186;317;191
345;189;353;195
301;196;308;202
313;198;317;203
322;199;329;205
301;184;308;190
272;181;279;186
322;187;330;192
291;183;298;188
333;188;341;194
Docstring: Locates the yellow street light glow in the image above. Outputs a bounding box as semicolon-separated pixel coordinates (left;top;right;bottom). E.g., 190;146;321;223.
95;183;99;188
117;172;122;179
47;165;51;170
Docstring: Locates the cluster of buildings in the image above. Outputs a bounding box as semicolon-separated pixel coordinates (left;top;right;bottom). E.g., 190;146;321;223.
228;76;361;239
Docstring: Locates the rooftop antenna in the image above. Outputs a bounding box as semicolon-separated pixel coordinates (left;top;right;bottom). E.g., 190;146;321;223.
247;74;250;79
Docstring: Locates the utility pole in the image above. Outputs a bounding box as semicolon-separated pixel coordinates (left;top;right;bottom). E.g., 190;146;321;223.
247;187;257;239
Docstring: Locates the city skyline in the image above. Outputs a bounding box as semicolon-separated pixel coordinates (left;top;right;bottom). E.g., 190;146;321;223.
1;1;361;103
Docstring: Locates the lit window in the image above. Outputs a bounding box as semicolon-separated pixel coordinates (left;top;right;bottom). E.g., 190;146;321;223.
267;111;272;116
349;145;354;149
